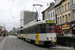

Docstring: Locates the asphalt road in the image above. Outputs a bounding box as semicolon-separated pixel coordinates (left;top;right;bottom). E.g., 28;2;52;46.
4;36;75;50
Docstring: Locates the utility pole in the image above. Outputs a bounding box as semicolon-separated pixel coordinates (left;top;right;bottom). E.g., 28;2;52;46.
4;25;5;37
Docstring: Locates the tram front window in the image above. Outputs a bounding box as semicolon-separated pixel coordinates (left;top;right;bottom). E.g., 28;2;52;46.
46;24;55;33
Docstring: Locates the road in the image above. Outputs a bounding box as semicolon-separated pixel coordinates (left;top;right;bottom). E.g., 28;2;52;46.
4;36;75;50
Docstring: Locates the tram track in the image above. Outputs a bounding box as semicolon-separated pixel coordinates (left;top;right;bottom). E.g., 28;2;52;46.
14;41;23;50
7;37;23;50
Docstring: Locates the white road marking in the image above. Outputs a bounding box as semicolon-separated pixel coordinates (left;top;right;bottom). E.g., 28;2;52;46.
14;41;23;50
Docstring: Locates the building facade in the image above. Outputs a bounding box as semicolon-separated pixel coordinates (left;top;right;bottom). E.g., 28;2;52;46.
71;0;75;35
55;0;72;36
20;10;38;27
42;2;55;22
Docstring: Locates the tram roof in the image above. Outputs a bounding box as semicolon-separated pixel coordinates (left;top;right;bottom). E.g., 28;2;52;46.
23;20;54;29
22;20;45;29
17;20;55;30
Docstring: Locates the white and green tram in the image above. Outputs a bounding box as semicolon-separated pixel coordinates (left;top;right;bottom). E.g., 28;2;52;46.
17;20;56;45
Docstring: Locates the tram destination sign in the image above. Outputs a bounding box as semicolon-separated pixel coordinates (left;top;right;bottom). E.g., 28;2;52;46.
46;21;55;23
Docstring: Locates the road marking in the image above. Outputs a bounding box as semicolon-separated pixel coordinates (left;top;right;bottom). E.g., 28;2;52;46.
14;41;23;50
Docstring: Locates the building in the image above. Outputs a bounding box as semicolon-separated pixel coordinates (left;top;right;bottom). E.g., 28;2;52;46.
71;0;75;35
20;10;38;27
54;0;71;36
0;26;4;31
11;27;18;34
42;2;55;22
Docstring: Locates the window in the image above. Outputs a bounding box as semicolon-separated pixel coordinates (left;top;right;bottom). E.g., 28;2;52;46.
60;17;62;24
65;15;67;22
62;6;64;12
51;13;52;18
56;9;57;14
68;3;70;10
55;0;57;5
57;8;59;14
53;11;55;17
73;0;75;4
63;16;64;23
60;7;61;13
20;30;23;34
58;18;59;24
55;9;56;14
73;10;75;20
68;14;70;22
65;4;67;11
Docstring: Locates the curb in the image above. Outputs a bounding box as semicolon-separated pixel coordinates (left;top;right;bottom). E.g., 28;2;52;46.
0;37;6;50
50;45;74;50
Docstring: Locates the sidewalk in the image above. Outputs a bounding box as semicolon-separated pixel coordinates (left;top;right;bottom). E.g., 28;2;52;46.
0;37;4;43
50;45;74;50
0;37;6;50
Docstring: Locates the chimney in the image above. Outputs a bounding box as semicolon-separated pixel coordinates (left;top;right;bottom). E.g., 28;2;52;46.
50;2;54;7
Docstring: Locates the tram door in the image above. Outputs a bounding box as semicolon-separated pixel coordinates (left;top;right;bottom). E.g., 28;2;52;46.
36;34;39;44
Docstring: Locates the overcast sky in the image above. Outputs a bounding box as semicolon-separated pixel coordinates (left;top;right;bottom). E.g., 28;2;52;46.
0;0;54;31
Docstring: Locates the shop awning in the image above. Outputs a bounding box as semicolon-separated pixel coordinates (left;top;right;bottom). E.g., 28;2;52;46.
62;27;70;30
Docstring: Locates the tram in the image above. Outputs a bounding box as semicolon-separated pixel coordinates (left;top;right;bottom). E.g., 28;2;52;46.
17;20;56;45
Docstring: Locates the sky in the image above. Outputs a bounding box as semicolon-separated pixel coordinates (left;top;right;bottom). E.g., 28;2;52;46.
0;0;54;31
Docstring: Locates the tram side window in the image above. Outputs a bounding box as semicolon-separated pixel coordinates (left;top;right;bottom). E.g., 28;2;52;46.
27;28;30;33
40;24;46;33
20;30;23;34
26;29;27;33
23;29;26;34
32;26;35;33
35;26;38;33
37;25;40;33
17;31;19;34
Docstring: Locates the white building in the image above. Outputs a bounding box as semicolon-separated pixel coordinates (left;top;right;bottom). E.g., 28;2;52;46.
42;2;55;22
0;26;4;31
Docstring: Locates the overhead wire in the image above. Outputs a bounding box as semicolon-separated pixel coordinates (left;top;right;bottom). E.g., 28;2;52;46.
10;0;14;19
